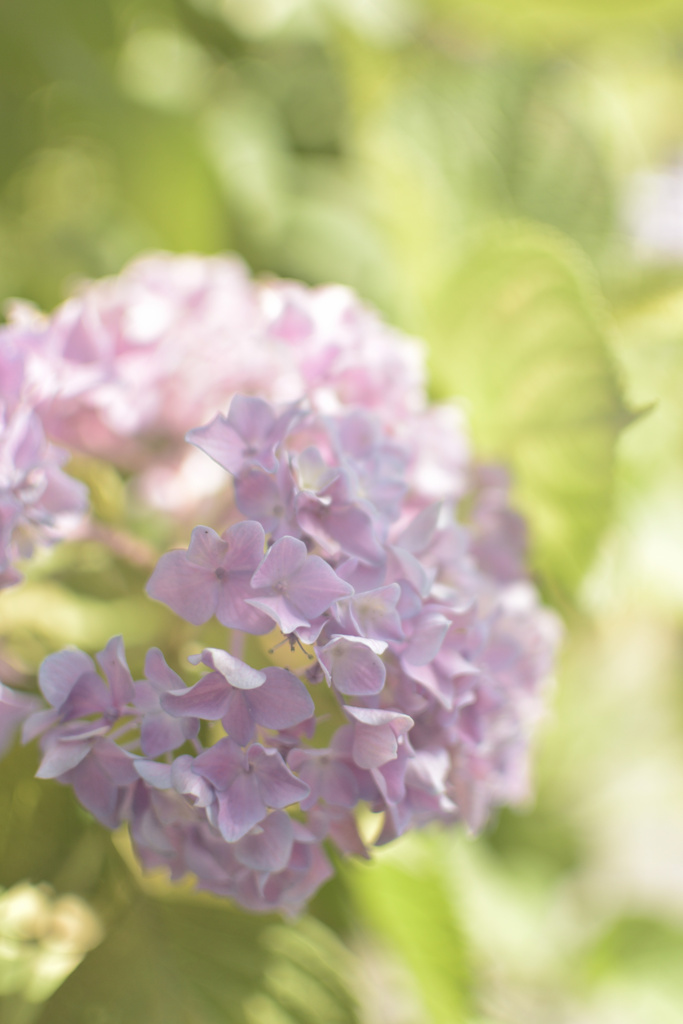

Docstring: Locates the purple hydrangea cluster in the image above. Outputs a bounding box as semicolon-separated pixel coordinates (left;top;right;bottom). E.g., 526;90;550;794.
0;253;560;914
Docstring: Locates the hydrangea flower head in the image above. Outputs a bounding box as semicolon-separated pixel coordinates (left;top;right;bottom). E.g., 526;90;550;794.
0;253;561;914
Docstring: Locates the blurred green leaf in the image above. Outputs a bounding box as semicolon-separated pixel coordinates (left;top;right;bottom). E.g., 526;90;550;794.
0;582;172;653
0;741;130;916
66;457;127;524
0;744;89;893
427;222;630;598
35;896;360;1024
580;914;683;987
425;0;683;47
348;840;471;1024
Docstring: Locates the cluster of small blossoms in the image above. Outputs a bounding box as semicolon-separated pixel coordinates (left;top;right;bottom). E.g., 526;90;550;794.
3;253;423;474
0;252;560;913
0;324;87;589
18;391;559;913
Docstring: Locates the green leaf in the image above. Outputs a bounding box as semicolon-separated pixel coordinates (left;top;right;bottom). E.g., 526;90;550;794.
34;895;360;1024
426;222;630;598
347;837;472;1024
0;744;88;892
424;0;683;47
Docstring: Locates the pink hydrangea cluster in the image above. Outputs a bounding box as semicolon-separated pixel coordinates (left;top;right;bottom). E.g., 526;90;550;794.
4;253;423;470
0;326;87;589
0;253;560;914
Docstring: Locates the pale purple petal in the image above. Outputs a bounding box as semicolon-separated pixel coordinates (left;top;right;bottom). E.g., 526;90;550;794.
214;574;273;633
171;755;215;806
320;760;360;808
96;738;139;784
248;743;310;808
38;649;95;708
96;635;135;707
234;469;285;533
297;497;384;565
288;555;354;620
394;502;442;554
161;673;231;720
246;667;314;731
140;711;194;758
193;736;244;790
66;754;124;829
210;521;272;632
402;611;450;666
228;394;276;447
0;684;41;755
250;535;307;590
344;706;413;770
185;524;228;568
146;550;218;624
187;413;252;475
233;810;294;872
143;647;186;693
347;583;404;642
217;772;267;842
188;395;283;476
317;636;386;696
287;749;359;810
22;707;59;744
222;520;266;571
244;594;306;636
57;673;110;721
134;759;173;789
36;736;94;778
189;649;266;691
222;689;255;747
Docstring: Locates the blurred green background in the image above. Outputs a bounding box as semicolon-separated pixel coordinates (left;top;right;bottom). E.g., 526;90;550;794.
2;1;683;1021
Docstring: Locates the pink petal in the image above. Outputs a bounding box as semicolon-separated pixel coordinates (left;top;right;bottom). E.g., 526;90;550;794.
95;738;139;784
297;499;384;565
228;394;277;448
214;573;273;633
222;520;266;572
96;635;135;707
245;594;307;635
66;754;123;829
36;737;94;778
21;707;59;744
134;759;173;789
143;648;186;694
394;502;442;554
217;771;267;842
38;648;95;708
288;555;353;620
248;744;310;808
190;649;266;691
247;667;314;731
146;550;218;625
193;736;244;790
222;689;255;747
185;525;228;569
347;583;404;642
57;672;110;721
187;413;250;475
344;706;413;770
403;611;450;666
250;535;307;590
140;711;192;758
233;810;294;872
161;672;231;720
171;755;214;807
317;636;386;697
